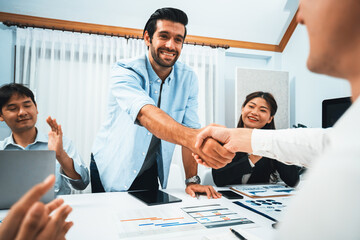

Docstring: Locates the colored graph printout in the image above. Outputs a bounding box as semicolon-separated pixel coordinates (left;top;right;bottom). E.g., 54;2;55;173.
182;204;253;228
231;184;296;198
117;207;203;238
233;197;293;222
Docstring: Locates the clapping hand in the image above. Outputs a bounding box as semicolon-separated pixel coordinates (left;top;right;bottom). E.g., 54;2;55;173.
0;175;73;240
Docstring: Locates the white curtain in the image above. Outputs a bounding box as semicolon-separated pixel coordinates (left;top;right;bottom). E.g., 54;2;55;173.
15;27;225;187
179;44;226;125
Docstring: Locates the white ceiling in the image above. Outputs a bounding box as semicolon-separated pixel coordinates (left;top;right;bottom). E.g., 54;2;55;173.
0;0;299;45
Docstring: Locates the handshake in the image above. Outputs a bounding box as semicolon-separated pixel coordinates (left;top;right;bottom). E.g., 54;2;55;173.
190;125;253;169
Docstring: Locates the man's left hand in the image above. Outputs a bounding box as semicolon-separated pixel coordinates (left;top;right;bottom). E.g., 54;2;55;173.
185;184;222;199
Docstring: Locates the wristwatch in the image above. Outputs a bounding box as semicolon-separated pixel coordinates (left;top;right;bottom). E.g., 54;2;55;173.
185;175;201;185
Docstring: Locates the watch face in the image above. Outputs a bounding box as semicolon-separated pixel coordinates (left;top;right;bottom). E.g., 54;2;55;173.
185;175;201;185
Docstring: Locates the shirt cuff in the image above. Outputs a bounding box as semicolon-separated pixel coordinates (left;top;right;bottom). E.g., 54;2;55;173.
183;122;201;129
248;157;255;168
130;99;156;124
251;129;274;156
59;168;82;182
59;166;89;190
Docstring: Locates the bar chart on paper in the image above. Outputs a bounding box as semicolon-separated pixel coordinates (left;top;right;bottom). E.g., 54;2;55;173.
116;207;203;238
182;204;254;228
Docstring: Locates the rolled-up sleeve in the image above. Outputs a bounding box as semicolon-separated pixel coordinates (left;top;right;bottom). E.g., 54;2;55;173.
182;72;201;129
110;65;155;123
251;128;331;167
60;137;89;190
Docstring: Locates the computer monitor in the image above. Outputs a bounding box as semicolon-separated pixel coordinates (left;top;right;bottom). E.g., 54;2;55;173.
322;97;351;128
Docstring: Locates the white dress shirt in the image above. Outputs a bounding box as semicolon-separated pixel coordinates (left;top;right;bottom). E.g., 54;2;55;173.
252;128;331;167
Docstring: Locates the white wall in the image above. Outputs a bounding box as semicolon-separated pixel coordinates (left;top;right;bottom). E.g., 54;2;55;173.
281;25;351;128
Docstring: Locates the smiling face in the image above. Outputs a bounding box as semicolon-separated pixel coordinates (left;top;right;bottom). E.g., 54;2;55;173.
144;19;185;71
0;94;38;134
241;97;273;129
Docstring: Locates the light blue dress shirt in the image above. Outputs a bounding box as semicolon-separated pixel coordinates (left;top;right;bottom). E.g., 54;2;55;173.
0;131;89;195
92;54;201;192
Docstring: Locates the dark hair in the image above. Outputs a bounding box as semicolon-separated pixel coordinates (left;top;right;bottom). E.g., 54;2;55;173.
238;91;279;181
0;83;36;113
143;7;188;41
237;91;277;130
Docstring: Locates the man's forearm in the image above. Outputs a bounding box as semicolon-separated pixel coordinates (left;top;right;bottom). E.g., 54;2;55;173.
138;105;236;167
57;150;81;180
137;105;198;148
182;146;198;179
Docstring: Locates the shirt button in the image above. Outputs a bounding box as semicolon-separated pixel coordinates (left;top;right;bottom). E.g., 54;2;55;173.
142;152;145;156
147;132;151;135
133;170;137;174
154;90;158;94
124;185;128;189
157;80;161;83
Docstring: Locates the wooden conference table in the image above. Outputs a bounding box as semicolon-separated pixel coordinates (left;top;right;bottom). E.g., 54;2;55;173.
1;187;282;240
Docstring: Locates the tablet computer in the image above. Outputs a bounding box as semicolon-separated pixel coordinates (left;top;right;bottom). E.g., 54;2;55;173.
128;189;182;206
218;190;244;199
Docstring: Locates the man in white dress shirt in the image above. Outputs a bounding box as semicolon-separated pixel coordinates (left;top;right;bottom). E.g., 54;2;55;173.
194;0;360;239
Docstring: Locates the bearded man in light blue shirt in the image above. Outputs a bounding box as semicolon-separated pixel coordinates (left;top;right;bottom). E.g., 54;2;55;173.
91;8;234;197
0;83;89;195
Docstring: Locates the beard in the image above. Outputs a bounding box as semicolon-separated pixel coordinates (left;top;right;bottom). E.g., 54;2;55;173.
150;45;179;68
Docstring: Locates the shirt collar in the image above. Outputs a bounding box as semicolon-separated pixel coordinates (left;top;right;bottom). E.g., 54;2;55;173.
145;53;174;84
2;128;48;149
34;130;48;143
2;134;16;148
